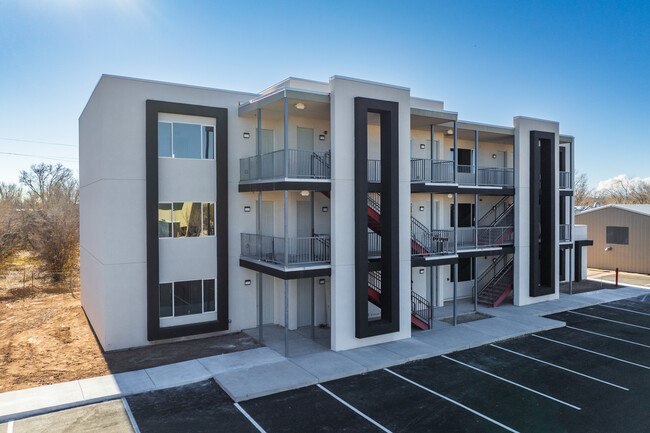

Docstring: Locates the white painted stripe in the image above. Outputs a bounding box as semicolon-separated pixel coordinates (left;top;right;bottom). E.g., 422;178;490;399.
532;335;650;370
566;325;650;349
601;304;650;317
317;384;392;433
489;344;628;391
234;403;266;433
441;355;581;410
384;368;520;433
121;398;141;433
569;311;650;330
7;420;13;433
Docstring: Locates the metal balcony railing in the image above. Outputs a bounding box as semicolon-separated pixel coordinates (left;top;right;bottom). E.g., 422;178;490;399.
560;224;571;242
368;231;381;257
457;226;514;250
410;159;454;183
411;228;455;256
560;171;571;189
240;149;331;182
454;166;514;187
368;159;381;183
240;233;330;266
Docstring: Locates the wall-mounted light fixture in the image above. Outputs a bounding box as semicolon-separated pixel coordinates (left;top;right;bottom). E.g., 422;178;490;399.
244;206;251;212
244;280;251;286
243;132;250;139
492;154;497;159
419;206;425;211
295;102;305;110
419;143;426;149
419;269;425;274
447;129;454;135
319;279;326;284
322;206;328;212
300;190;310;197
319;135;326;141
447;194;453;199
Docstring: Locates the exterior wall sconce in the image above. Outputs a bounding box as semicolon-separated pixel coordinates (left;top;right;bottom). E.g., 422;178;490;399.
243;132;250;139
300;190;310;197
244;206;251;212
244;280;251;286
419;206;425;211
322;206;328;212
295;103;305;110
319;279;326;284
492;154;497;159
447;194;453;199
419;143;426;149
446;129;453;135
419;269;425;274
319;135;326;141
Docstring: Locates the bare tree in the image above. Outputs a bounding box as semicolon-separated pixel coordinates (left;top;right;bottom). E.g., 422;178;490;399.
20;164;79;280
0;183;23;269
573;172;592;206
598;178;650;204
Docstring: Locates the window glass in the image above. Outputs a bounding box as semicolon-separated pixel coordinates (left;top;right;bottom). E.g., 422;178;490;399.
203;279;215;312
159;283;173;317
158;122;172;157
451;259;474;282
606;226;629;245
203;203;215;236
203;126;214;159
158;203;172;237
173;202;202;237
174;280;203;316
173;123;201;159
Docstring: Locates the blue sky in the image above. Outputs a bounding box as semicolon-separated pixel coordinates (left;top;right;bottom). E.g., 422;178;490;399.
0;0;648;189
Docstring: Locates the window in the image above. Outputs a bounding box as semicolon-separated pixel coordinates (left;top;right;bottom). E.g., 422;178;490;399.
451;148;473;172
158;121;214;159
606;226;629;245
450;203;475;228
203;203;215;236
159;202;215;238
159;279;216;318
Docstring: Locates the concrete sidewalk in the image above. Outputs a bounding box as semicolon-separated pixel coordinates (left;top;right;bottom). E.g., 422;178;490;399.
1;284;647;423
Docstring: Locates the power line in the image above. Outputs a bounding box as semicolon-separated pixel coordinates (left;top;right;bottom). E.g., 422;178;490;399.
0;137;77;147
0;151;78;162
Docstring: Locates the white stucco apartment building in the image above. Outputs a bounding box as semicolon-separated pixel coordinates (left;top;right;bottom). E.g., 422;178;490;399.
79;75;587;352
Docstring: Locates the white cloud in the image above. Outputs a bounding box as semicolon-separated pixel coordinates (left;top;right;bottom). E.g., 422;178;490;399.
596;174;650;192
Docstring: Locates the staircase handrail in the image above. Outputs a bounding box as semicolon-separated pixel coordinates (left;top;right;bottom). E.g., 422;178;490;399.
411;290;432;327
478;257;514;296
367;193;381;214
478;196;512;227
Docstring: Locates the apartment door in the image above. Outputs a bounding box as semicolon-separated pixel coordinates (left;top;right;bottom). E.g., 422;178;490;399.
258;129;274;153
297;278;312;328
260;201;274;324
297;127;314;151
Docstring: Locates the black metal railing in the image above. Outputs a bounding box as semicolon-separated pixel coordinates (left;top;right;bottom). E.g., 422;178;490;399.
411;290;433;328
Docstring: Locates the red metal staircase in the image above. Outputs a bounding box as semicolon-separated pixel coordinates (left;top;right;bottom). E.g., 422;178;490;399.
477;256;514;307
367;271;432;330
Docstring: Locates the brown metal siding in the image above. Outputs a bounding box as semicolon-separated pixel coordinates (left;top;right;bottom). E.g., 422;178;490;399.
575;208;650;274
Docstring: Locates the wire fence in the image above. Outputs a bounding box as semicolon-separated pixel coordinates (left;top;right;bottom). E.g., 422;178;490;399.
0;265;79;300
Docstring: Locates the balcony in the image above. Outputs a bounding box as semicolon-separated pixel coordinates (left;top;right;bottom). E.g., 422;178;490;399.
411;228;455;256
560;171;571;189
560;224;571;242
457;226;515;250
457;165;514;187
241;233;330;267
240;149;331;182
410;159;454;183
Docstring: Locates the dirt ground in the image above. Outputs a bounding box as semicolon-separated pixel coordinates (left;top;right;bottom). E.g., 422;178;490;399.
0;253;259;393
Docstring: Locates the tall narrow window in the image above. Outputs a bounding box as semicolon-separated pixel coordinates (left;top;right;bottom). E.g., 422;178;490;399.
158;203;172;237
158;122;172;157
203;126;214;159
173;202;201;237
174;280;203;316
203;203;215;236
203;279;216;312
173;123;202;159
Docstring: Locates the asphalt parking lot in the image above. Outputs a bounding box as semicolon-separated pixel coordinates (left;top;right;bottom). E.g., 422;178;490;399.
4;294;650;432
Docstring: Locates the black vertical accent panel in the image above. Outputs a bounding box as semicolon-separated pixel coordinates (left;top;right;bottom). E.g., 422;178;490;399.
354;97;400;338
529;130;556;297
146;100;229;341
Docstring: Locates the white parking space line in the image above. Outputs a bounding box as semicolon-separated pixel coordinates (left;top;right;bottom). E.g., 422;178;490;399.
490;344;628;391
234;403;267;433
601;304;650;317
566;325;650;349
441;355;581;410
121;398;141;433
6;421;13;433
317;384;392;433
384;368;520;433
568;311;650;330
533;335;650;370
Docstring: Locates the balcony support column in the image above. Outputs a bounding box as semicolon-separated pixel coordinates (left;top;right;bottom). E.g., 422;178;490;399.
284;279;289;357
474;256;478;312
430;192;435;315
257;109;263;343
284;96;289;178
453;192;458;253
453;264;458;326
311;192;315;340
474;193;478;248
453;121;458;184
475;130;479;186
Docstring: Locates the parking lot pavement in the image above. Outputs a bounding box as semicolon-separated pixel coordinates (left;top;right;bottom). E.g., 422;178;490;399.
5;294;650;432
